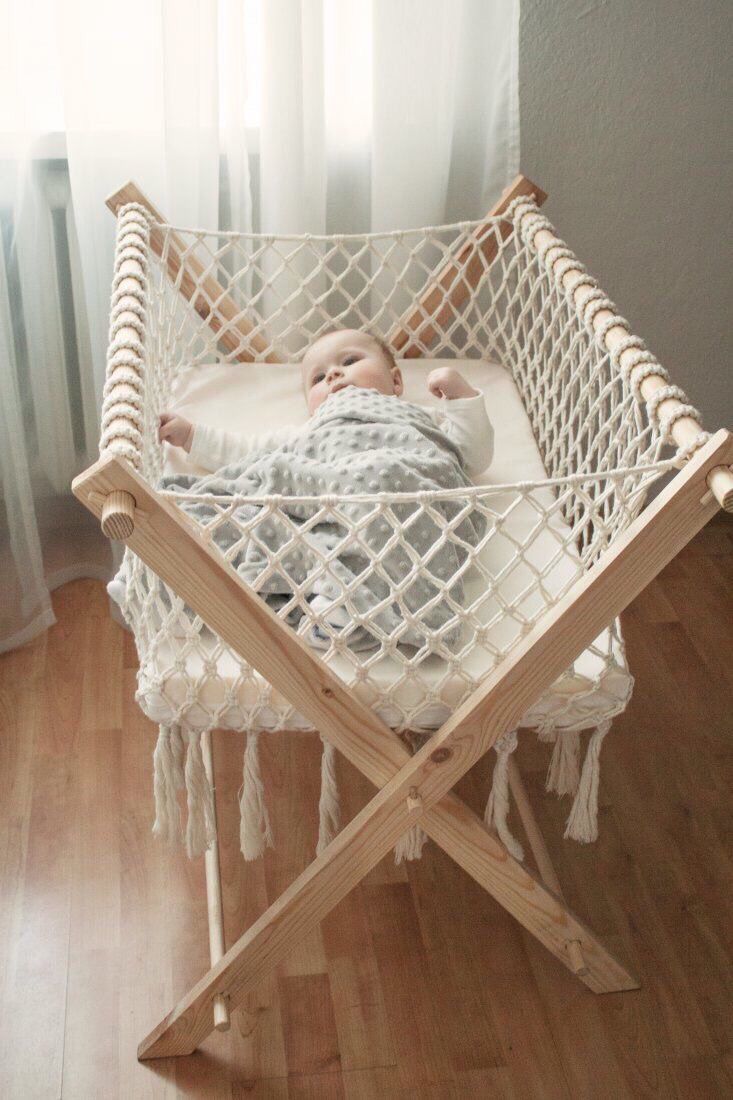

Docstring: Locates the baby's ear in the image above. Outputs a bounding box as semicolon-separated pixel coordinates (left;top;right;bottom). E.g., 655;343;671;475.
392;366;404;396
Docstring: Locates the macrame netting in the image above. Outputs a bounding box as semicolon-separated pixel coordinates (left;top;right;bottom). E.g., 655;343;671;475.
102;194;707;864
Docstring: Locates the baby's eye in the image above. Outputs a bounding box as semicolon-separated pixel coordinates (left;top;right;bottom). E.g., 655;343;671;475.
343;354;360;366
312;371;326;384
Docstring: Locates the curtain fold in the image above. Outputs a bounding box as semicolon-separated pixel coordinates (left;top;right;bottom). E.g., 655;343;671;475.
0;0;519;653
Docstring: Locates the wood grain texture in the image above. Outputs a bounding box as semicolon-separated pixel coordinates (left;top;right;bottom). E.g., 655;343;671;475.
1;516;732;1095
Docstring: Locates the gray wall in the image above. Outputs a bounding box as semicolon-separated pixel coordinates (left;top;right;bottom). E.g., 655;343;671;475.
520;0;732;429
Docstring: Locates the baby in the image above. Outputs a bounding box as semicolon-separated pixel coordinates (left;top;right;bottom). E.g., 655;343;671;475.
159;329;493;477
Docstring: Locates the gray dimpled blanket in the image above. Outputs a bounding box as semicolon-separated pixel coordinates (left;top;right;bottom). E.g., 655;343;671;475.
162;387;486;653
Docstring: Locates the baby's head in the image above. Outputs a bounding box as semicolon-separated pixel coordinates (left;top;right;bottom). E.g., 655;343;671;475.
301;329;403;415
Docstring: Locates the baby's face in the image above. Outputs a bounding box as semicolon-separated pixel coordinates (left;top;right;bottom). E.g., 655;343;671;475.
302;330;403;415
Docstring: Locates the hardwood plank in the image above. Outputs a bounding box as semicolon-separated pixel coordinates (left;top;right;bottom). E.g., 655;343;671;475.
0;588;88;1099
1;513;732;1094
62;721;122;1098
278;972;342;1078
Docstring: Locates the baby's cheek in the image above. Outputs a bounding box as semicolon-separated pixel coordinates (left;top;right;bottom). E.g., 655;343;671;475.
308;385;326;413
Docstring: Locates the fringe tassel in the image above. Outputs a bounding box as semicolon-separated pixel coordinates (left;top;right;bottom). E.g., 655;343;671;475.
564;721;611;843
394;825;428;864
484;730;524;861
536;718;557;744
183;729;216;858
152;724;182;844
392;730;428;864
239;730;275;861
546;729;581;797
170;724;185;790
316;736;341;855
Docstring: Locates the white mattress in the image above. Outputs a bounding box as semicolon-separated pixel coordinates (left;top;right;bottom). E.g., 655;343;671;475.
135;359;633;733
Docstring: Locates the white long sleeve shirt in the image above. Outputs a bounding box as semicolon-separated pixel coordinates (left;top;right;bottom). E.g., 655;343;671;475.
189;391;494;479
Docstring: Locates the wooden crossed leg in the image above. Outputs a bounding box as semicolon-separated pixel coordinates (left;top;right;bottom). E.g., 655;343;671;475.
72;429;733;1059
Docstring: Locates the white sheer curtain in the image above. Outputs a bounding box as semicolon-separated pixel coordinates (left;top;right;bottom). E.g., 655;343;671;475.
0;0;519;653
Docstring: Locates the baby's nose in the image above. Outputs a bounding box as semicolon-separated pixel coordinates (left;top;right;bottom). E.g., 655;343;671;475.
326;365;342;382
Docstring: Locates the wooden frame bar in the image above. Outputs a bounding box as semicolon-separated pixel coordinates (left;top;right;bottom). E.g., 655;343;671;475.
200;730;231;1032
73;428;732;1058
106;182;280;364
387;174;547;357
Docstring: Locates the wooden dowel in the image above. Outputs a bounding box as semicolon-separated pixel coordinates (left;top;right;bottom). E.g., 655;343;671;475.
506;756;563;896
507;756;591;976
201;730;231;1032
567;940;590;977
100;490;136;540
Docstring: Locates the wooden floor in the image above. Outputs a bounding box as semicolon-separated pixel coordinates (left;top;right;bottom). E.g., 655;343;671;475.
1;517;732;1099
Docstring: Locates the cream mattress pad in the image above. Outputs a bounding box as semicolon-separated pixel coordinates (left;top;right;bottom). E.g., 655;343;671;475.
137;359;632;733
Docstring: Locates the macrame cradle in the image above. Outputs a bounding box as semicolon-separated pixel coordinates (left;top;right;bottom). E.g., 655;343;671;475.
73;174;733;1060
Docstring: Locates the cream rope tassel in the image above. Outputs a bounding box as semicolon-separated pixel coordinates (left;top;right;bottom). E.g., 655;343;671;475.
183;728;216;858
239;730;275;861
152;725;181;844
536;719;557;744
169;723;185;790
394;825;428;864
484;730;524;861
564;720;611;843
393;730;428;864
546;729;581;797
316;736;341;855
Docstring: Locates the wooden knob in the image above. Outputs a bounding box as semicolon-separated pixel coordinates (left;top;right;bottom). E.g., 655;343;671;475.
101;490;136;539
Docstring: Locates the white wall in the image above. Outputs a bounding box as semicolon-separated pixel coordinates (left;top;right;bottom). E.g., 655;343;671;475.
520;0;732;429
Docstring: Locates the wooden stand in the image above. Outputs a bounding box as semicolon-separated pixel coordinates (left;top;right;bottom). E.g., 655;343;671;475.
73;429;733;1058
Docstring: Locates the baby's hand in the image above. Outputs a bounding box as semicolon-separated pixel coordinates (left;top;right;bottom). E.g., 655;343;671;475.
158;411;195;452
427;367;479;401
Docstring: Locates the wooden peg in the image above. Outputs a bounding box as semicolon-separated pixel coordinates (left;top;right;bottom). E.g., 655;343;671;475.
100;490;136;540
407;787;422;811
567;939;590;976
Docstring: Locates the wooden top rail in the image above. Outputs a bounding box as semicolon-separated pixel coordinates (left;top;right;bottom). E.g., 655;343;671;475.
387;173;548;357
524;221;733;513
106;181;280;363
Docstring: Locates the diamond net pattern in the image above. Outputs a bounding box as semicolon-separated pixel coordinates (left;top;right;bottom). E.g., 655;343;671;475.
102;195;703;735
